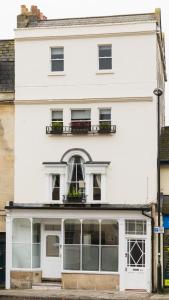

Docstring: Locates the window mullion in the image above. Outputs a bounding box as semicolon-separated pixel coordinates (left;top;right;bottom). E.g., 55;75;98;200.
99;220;101;272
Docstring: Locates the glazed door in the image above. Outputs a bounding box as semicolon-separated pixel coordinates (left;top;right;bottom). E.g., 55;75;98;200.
42;230;61;279
125;238;147;290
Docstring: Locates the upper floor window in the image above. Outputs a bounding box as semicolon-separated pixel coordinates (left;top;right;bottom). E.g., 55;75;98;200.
99;108;111;132
71;109;91;133
52;174;60;201
67;155;85;199
98;45;112;70
93;174;101;201
51;110;63;133
51;47;64;72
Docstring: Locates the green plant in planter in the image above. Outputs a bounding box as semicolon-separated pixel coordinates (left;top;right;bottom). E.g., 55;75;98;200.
52;121;63;133
99;122;111;132
67;187;81;198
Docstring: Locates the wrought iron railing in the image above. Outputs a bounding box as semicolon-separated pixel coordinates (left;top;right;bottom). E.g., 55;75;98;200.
46;124;116;135
63;194;86;203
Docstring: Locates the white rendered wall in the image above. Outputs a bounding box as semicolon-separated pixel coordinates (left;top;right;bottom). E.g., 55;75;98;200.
14;21;158;206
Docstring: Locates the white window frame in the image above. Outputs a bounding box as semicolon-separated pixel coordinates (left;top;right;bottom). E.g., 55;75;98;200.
49;47;65;76
98;44;112;72
99;108;112;124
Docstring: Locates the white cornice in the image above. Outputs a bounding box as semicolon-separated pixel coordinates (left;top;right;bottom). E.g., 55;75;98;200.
15;97;153;105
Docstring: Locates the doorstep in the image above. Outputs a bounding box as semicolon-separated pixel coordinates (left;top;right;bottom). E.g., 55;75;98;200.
0;289;151;299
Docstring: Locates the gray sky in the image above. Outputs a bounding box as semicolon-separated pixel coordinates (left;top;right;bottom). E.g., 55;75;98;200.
0;0;169;123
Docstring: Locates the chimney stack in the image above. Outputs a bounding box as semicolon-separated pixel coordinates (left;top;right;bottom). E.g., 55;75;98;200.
17;5;47;28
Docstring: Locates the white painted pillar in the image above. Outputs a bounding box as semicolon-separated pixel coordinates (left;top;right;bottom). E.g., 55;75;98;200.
118;218;125;291
6;213;12;289
146;219;152;293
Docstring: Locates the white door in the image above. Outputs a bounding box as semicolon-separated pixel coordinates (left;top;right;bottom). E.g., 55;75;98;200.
125;238;147;290
42;230;61;279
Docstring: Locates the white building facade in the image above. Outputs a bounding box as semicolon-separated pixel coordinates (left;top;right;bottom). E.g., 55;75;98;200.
6;6;166;291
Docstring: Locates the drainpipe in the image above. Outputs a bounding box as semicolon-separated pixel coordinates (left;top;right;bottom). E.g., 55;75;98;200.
142;208;154;292
153;88;163;293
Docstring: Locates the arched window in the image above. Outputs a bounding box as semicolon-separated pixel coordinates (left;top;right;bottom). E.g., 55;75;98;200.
67;155;85;198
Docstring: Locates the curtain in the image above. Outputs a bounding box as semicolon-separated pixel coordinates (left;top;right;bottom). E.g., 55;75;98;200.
95;174;101;188
67;157;75;192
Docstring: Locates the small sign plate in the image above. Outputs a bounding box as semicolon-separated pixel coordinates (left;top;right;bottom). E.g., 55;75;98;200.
154;226;164;234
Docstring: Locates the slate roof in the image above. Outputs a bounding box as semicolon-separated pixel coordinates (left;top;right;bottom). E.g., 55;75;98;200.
28;13;156;28
160;126;169;162
0;39;14;92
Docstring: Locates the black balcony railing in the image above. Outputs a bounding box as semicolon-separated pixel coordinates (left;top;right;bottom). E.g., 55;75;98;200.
63;195;86;203
46;124;116;135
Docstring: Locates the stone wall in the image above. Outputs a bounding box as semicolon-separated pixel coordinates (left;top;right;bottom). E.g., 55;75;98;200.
11;271;42;289
0;104;14;232
62;273;119;290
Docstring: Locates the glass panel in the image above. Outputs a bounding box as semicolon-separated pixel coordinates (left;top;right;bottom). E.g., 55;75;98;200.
93;175;101;201
33;223;41;243
45;224;61;231
82;245;99;271
52;60;64;72
64;219;81;244
63;245;80;270
101;246;118;271
99;109;111;120
125;220;147;235
12;243;31;268
71;110;91;120
82;220;99;245
52;111;63;121
52;175;60;200
127;239;145;267
51;48;64;59
99;58;112;70
101;220;118;245
46;235;60;257
32;244;40;268
12;219;31;243
99;45;112;57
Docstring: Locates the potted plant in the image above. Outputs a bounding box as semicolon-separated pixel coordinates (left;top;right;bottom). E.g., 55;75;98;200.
67;188;83;202
51;121;63;134
99;122;111;133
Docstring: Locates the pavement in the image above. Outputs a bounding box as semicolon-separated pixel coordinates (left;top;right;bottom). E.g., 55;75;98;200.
1;289;169;300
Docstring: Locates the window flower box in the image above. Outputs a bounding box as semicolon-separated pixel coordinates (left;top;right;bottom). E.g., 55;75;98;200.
71;121;91;134
51;122;63;134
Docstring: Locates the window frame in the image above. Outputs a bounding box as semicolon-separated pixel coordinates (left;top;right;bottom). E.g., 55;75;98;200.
50;47;65;74
98;44;112;71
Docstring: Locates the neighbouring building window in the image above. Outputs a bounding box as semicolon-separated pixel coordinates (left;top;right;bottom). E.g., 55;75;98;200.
125;220;147;235
52;175;60;200
98;45;112;70
67;156;85;198
71;110;91;132
93;174;101;200
63;219;118;272
51;47;64;72
12;219;41;269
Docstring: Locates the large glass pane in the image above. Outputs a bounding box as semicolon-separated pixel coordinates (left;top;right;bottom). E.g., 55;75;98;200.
99;45;112;57
64;219;81;244
63;245;80;270
12;219;31;243
82;220;99;245
71;110;90;120
82;245;99;271
51;48;64;59
101;246;118;271
52;111;63;121
33;223;41;243
99;109;111;120
101;220;118;245
12;243;31;268
99;58;112;70
52;175;60;201
93;175;101;201
46;235;60;257
32;244;40;268
52;60;64;72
